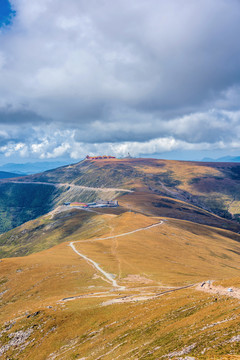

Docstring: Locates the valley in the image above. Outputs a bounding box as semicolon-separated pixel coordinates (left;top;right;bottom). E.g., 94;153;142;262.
0;158;240;359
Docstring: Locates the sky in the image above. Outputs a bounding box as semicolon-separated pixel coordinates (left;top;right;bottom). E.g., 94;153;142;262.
0;0;240;164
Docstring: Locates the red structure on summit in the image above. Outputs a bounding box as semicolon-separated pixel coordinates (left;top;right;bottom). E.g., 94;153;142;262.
86;155;116;160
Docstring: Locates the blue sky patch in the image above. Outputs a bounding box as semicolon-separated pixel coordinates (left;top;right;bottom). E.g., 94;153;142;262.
0;0;15;27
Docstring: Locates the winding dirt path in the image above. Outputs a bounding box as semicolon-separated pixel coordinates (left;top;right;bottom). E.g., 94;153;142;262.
3;180;133;193
70;242;121;288
61;284;195;303
69;221;164;289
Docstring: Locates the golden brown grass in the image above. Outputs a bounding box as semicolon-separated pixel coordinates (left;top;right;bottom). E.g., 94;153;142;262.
90;158;240;220
119;191;240;233
0;242;110;324
1;285;240;359
1;211;240;359
75;214;240;286
11;157;240;230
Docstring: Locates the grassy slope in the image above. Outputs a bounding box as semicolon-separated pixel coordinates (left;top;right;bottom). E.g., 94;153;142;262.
0;171;22;179
0;208;122;258
1;283;240;360
2;158;240;235
16;158;240;223
0;212;240;359
0;183;59;234
0;182;122;235
1;159;240;358
2;211;240;285
73;212;240;286
119;191;240;233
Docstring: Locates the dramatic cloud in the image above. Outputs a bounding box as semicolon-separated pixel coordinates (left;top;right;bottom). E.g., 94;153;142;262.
1;0;240;160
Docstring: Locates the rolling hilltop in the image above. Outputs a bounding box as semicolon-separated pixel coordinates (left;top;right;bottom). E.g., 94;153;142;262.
0;157;240;359
1;157;240;233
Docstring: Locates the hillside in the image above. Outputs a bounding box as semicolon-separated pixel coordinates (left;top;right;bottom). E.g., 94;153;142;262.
0;183;59;234
0;211;240;358
0;171;23;179
2;157;240;234
0;209;95;258
1;157;240;358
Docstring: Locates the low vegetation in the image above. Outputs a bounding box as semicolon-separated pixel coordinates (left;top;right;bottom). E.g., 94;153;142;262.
13;157;240;224
1;158;240;234
0;183;58;233
0;212;240;358
1;158;240;358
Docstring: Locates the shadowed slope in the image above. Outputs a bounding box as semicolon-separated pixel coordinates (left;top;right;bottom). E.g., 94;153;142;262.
0;182;58;234
119;190;240;232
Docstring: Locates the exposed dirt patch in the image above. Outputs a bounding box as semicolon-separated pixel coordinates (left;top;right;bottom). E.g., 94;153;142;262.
122;274;155;284
197;282;240;300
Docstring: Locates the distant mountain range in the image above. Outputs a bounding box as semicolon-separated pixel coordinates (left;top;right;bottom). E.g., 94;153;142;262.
202;155;240;162
0;161;70;174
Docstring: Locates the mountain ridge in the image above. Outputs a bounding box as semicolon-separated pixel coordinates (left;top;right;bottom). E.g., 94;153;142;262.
2;157;240;232
202;155;240;162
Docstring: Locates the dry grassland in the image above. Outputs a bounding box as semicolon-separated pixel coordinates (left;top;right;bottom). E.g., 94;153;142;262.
1;284;240;359
91;158;240;220
74;213;240;286
119;191;240;233
0;212;240;358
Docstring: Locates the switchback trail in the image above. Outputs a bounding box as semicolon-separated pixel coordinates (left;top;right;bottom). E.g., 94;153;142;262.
69;221;164;289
